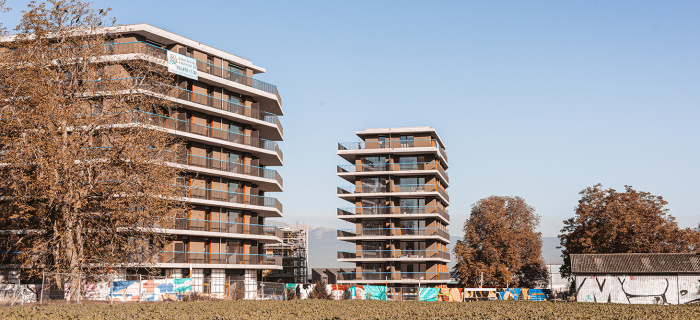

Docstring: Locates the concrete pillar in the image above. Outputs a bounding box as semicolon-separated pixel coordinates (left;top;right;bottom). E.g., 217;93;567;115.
192;269;204;293
211;269;225;297
244;269;257;300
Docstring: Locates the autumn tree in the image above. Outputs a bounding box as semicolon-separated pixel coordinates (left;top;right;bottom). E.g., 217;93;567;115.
559;184;700;277
0;0;186;298
0;1;9;34
453;196;547;288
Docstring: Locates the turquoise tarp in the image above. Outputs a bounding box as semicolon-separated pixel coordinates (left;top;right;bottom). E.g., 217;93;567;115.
285;283;298;291
419;288;438;301
363;285;387;300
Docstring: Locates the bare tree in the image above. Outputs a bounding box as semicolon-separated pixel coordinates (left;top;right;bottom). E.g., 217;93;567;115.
559;184;700;277
0;0;187;299
0;1;9;35
453;196;547;288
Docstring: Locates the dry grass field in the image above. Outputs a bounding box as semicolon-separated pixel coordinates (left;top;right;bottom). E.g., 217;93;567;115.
1;300;699;319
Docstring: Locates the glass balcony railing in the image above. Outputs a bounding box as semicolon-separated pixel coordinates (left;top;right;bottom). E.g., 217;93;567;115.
337;183;448;201
337;162;448;182
159;251;281;266
179;153;282;187
129;110;282;162
337;228;449;239
336;272;450;281
337;250;450;260
164;218;282;239
337;139;447;162
184;186;283;213
104;41;282;103
336;206;449;221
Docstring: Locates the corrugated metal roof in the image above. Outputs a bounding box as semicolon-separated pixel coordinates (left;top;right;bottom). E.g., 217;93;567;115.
571;253;700;274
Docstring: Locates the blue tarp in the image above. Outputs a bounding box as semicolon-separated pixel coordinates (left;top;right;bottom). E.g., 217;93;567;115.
529;289;546;301
497;288;521;300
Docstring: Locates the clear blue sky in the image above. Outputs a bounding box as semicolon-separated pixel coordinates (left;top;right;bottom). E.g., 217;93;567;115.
3;1;699;237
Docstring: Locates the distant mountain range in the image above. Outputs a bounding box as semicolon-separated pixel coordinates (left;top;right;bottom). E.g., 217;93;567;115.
268;220;563;270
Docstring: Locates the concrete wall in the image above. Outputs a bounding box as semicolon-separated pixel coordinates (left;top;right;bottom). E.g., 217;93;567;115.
575;273;700;305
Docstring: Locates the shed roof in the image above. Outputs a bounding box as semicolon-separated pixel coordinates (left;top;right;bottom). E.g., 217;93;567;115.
571;253;700;274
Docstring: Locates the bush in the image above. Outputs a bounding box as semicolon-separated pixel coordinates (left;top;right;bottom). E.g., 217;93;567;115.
181;292;217;302
309;280;330;300
285;287;299;300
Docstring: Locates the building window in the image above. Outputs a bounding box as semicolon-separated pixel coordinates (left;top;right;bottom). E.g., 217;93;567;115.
378;136;385;148
398;156;418;170
400;135;414;147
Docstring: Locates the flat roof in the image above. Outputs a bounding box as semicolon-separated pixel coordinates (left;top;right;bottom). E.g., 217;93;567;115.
105;24;266;74
1;23;268;74
355;126;445;147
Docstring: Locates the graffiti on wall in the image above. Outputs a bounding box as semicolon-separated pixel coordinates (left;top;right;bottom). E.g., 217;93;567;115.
576;275;700;305
0;284;41;304
463;289;497;301
110;278;193;302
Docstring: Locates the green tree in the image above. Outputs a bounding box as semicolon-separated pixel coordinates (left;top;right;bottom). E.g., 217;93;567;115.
559;184;700;277
453;196;547;288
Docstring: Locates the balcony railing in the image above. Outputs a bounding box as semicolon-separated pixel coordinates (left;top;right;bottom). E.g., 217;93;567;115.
165;218;282;239
337;183;448;200
179;153;282;187
160;251;281;266
337;228;449;239
184;186;283;213
337;139;447;162
337;272;450;281
337;162;448;182
336;206;449;221
105;41;282;102
132;110;282;162
126;77;282;138
337;250;450;260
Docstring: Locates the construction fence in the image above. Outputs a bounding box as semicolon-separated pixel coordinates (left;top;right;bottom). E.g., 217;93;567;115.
283;284;548;302
1;273;549;305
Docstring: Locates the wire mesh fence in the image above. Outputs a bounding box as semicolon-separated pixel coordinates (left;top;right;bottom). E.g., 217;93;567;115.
38;273;194;304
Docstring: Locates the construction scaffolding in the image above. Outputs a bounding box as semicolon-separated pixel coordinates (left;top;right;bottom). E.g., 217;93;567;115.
264;223;308;284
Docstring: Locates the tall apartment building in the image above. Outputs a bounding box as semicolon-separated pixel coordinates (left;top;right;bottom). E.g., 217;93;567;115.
0;24;285;293
336;127;450;287
113;25;285;294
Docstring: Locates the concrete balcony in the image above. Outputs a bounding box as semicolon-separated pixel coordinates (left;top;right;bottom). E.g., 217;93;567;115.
337;206;449;224
337;139;447;164
157;251;281;270
337;162;448;185
177;154;282;192
184;186;282;218
159;218;283;244
104;41;282;115
337;228;450;243
337;250;450;262
130;110;282;166
337;183;449;204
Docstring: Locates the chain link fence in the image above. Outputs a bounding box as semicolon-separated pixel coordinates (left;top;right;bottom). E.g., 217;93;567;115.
37;273;193;304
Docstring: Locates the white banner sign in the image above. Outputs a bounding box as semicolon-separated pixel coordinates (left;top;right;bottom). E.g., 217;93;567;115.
167;50;198;80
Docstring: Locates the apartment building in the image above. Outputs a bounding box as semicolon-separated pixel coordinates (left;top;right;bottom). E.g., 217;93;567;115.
106;24;285;295
336;127;450;287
